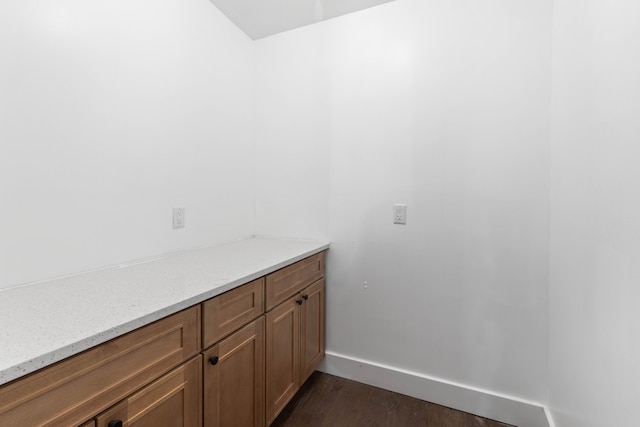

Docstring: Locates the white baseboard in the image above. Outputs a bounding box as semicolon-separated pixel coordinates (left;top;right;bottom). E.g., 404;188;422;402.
318;351;550;427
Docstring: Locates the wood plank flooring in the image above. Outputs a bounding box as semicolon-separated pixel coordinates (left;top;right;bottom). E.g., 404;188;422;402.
271;372;515;427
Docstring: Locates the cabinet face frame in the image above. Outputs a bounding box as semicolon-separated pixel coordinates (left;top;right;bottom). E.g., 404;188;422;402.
95;356;202;427
203;317;265;427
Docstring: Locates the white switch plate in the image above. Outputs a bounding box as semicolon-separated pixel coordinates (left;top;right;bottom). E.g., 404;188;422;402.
173;208;185;229
393;204;407;225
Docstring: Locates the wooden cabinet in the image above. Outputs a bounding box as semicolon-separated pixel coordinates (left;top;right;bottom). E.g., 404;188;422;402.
0;250;325;427
265;252;324;311
300;279;325;384
265;277;325;425
0;306;200;427
203;317;265;427
202;253;325;427
201;279;265;427
265;294;301;424
96;356;202;427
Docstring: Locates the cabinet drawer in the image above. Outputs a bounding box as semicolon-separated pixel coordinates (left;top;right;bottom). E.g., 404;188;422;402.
265;252;325;311
0;306;201;427
202;278;264;348
96;356;202;427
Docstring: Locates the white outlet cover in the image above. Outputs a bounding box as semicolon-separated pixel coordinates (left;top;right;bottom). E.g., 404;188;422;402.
393;204;407;225
173;208;185;229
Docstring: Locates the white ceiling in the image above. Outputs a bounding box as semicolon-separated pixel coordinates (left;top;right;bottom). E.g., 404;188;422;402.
209;0;395;40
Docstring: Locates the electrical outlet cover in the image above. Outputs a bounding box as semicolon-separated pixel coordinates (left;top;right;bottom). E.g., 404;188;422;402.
173;208;185;229
393;204;407;225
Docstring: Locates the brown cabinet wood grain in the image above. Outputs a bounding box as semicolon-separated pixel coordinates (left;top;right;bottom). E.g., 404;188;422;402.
202;278;265;349
203;316;265;427
0;250;326;427
96;356;202;427
265;294;301;425
300;279;325;384
265;277;325;425
265;253;324;311
0;306;200;427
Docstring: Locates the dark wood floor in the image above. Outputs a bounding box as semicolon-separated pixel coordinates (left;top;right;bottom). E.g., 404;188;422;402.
271;372;515;427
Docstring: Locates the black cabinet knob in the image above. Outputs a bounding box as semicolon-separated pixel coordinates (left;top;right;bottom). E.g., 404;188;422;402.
302;295;309;300
209;356;219;365
108;421;123;427
296;299;303;305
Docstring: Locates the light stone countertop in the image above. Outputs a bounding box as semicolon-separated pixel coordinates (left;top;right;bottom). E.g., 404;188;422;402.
0;236;329;386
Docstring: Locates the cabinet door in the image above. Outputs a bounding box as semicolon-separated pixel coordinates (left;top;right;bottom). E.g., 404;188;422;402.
95;356;202;427
203;317;265;427
265;295;301;425
300;279;325;384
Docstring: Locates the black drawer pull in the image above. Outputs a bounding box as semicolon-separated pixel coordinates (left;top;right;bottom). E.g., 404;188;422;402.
108;421;123;427
296;299;303;305
302;295;309;300
209;356;219;365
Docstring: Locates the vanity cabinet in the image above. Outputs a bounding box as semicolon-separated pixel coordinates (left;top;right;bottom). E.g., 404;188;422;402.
265;253;325;425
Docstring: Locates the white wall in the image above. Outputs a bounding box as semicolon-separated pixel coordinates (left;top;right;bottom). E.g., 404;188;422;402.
13;1;640;423
0;0;255;290
255;0;552;403
254;30;331;240
549;0;640;425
